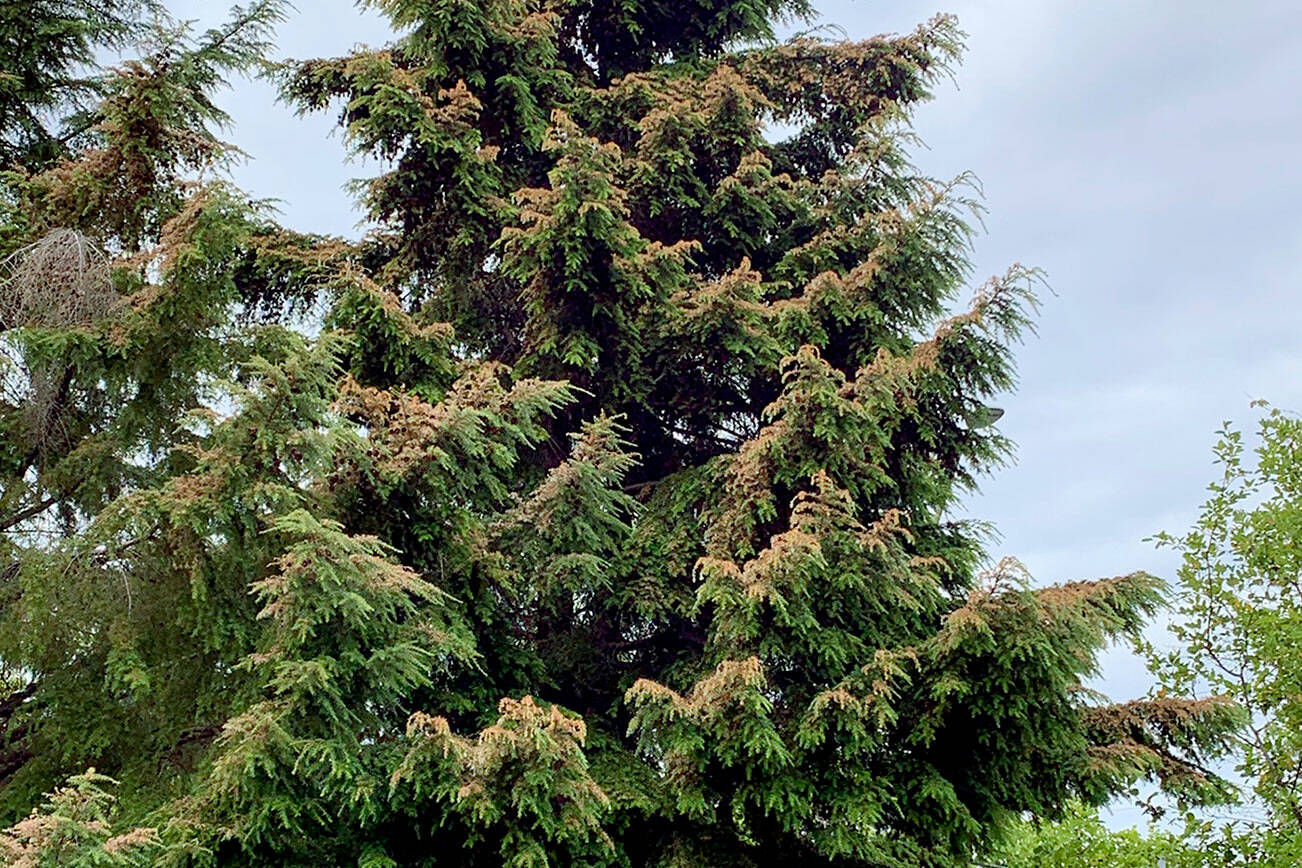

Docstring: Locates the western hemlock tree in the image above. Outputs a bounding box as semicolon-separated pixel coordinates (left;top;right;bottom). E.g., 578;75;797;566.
0;1;1240;866
0;768;160;866
0;0;159;170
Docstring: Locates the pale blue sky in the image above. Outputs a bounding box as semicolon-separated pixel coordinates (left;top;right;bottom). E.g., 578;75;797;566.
172;0;1302;823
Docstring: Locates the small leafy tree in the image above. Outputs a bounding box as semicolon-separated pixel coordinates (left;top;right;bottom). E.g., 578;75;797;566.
1148;404;1302;862
987;802;1203;868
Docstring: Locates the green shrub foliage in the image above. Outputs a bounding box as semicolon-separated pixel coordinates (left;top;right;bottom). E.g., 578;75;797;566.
987;801;1205;868
0;1;1238;865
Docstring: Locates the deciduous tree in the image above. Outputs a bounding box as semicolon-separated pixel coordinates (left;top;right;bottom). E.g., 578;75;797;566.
1146;405;1302;863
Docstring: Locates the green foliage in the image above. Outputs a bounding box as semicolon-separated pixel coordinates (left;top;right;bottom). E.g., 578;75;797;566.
988;802;1204;868
0;1;159;169
0;769;159;866
1145;404;1302;860
0;1;1242;866
393;697;612;868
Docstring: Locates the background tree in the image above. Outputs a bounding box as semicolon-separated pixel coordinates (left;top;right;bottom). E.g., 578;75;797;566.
0;1;158;169
985;801;1204;868
0;1;1242;866
1144;404;1302;864
0;0;299;813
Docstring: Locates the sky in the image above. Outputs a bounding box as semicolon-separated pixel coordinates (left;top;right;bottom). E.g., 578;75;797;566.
170;0;1302;824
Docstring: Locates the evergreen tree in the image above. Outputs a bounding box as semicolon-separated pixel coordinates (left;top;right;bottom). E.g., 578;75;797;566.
0;1;1240;866
0;1;158;169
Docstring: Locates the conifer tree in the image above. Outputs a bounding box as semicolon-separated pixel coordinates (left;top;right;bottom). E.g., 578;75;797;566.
0;1;1240;866
0;1;159;169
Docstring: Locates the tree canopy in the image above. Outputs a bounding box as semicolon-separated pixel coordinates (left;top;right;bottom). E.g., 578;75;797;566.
1141;405;1302;864
988;801;1204;868
0;1;1241;866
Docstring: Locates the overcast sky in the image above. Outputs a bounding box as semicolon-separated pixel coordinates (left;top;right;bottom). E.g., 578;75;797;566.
172;0;1302;823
